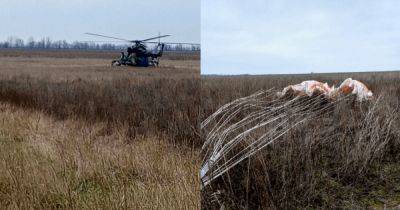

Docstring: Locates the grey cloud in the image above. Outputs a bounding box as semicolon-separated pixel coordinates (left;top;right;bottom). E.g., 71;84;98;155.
202;0;400;74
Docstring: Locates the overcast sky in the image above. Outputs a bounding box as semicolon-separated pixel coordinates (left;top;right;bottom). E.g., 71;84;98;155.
202;0;400;74
0;0;199;43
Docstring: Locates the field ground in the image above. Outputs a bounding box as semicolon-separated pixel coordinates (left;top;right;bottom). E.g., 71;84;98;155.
0;49;200;209
2;48;400;209
201;71;400;209
0;49;199;80
0;103;199;209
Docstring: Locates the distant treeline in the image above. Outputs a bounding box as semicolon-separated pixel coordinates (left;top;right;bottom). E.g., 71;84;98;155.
0;36;200;51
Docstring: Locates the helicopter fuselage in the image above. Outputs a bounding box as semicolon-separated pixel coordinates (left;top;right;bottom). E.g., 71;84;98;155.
112;43;165;67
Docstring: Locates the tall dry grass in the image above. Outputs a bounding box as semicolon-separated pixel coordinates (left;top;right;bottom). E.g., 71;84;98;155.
0;75;200;146
0;103;200;209
201;71;400;209
0;50;201;208
0;50;201;146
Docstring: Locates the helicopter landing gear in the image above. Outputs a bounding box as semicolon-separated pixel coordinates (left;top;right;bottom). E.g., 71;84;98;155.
111;58;134;67
111;60;121;66
149;57;160;67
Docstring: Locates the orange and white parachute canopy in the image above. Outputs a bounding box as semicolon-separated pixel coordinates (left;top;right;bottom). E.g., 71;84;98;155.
277;78;373;101
277;80;332;97
335;78;373;101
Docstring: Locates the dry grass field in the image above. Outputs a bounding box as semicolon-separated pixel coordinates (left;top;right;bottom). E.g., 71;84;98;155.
0;49;200;209
201;71;400;209
3;47;400;209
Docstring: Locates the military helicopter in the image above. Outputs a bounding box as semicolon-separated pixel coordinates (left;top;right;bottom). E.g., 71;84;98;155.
85;32;197;67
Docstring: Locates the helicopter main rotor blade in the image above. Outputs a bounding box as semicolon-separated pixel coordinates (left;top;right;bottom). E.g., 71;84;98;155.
163;42;200;46
144;41;200;46
85;33;199;46
85;33;134;43
140;35;171;42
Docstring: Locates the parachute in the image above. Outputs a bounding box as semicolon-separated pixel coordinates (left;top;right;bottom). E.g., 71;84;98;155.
278;78;373;101
336;78;373;101
201;78;373;188
277;80;332;97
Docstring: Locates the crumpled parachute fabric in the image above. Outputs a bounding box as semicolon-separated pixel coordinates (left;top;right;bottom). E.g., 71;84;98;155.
201;79;373;188
277;78;373;101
